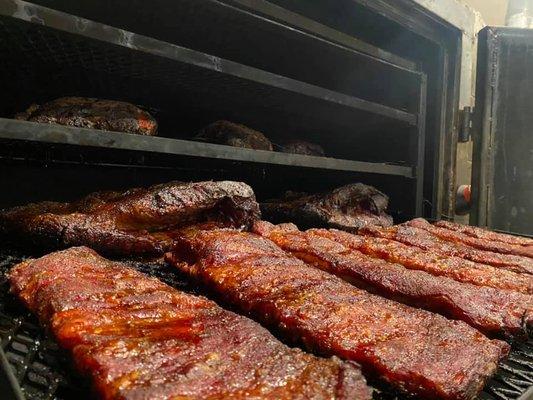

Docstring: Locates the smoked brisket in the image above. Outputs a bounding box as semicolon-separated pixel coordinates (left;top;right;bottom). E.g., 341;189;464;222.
0;181;260;256
195;120;273;151
15;97;158;136
261;183;393;231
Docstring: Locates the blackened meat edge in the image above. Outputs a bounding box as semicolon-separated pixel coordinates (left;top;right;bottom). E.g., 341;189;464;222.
9;247;371;400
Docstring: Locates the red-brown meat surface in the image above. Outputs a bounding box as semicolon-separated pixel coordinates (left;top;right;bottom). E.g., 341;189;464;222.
0;181;260;256
434;220;533;247
408;219;533;259
260;183;393;232
320;228;533;295
167;228;509;400
9;247;370;400
365;224;533;276
253;222;531;339
16;97;158;136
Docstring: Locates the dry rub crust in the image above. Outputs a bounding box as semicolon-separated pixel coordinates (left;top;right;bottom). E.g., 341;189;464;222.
9;247;371;400
16;97;158;136
168;227;509;400
0;181;261;256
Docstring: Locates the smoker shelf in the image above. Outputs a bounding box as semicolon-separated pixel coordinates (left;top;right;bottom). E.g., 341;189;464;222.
0;119;414;178
0;248;531;400
26;0;422;112
0;0;417;134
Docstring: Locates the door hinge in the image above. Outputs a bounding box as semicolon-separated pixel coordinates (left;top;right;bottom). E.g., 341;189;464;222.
458;106;474;143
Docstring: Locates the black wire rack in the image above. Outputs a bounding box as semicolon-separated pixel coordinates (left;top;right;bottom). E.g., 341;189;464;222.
0;248;531;400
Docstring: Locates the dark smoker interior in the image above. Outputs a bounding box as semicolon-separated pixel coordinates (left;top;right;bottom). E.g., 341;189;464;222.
0;0;460;221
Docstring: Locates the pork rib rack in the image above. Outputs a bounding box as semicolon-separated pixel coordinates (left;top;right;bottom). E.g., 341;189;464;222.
434;220;533;247
167;228;509;400
8;247;371;400
0;180;260;256
408;218;533;259
364;223;533;276
325;226;533;295
254;222;532;339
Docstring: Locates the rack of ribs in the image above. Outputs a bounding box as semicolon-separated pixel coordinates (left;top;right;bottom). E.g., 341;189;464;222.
318;227;532;295
9;247;371;400
408;219;533;259
0;180;260;257
365;223;533;276
434;220;533;247
167;228;509;400
253;222;532;339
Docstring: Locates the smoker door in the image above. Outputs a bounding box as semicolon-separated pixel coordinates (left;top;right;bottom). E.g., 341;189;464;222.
471;26;533;236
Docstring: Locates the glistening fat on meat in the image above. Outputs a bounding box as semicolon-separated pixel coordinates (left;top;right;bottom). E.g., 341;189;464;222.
167;227;509;400
363;223;533;275
253;221;532;339
9;247;371;400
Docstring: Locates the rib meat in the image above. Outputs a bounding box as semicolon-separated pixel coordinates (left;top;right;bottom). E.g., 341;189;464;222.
434;220;533;247
261;183;393;231
167;227;509;400
0;181;260;256
254;222;532;339
316;227;533;295
9;247;370;400
364;224;533;276
15;97;158;136
408;218;533;259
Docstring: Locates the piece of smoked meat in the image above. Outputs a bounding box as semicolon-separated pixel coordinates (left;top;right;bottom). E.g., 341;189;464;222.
9;246;371;400
0;181;260;256
167;227;509;400
434;220;533;247
365;224;533;276
408;219;533;259
253;222;532;339
15;97;158;136
261;183;393;232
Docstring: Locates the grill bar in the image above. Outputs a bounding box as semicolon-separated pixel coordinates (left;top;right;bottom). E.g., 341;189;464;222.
0;248;531;400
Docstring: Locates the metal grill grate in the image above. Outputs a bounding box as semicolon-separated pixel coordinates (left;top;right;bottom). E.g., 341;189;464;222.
0;248;531;400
